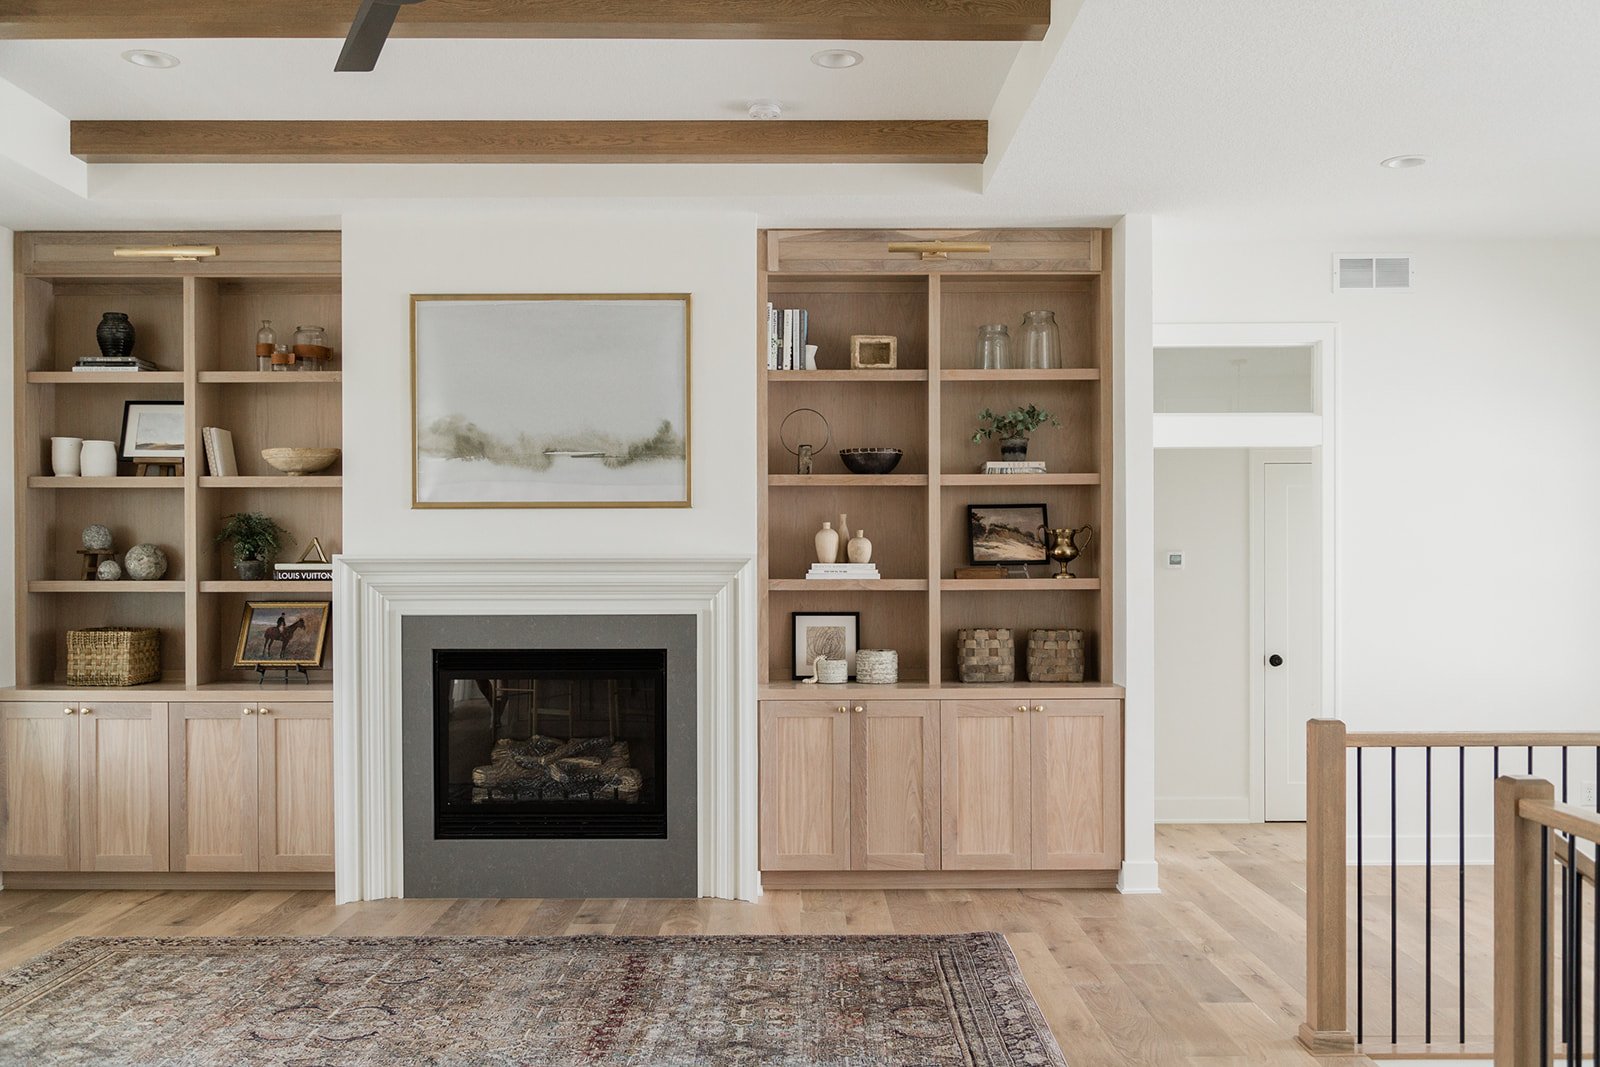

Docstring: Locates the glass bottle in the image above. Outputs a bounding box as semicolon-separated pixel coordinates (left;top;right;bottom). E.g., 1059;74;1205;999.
255;320;275;371
1017;310;1062;370
293;324;330;368
977;324;1011;370
271;343;295;372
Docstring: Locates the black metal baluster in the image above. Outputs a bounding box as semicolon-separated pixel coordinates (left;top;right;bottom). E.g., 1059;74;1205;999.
1543;826;1551;1067
1563;746;1570;802
1356;746;1365;1045
1425;745;1433;1044
1458;745;1466;1046
1571;832;1582;1067
1529;744;1536;774
1391;746;1399;1045
1494;746;1501;779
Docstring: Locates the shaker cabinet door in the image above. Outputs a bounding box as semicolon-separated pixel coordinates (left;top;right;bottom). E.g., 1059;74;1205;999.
78;702;168;872
1;704;80;871
170;703;259;872
940;701;1031;870
256;703;335;872
851;701;939;871
1030;700;1121;870
759;701;851;871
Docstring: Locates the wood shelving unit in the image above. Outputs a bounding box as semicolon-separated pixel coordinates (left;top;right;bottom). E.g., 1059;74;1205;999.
756;230;1114;691
11;231;343;691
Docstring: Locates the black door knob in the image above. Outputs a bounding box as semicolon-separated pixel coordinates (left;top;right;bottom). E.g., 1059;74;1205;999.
1268;654;1284;667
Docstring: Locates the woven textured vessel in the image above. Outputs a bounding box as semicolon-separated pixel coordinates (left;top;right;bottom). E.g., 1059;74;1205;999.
855;648;899;684
1027;628;1086;683
957;628;1014;683
66;627;160;686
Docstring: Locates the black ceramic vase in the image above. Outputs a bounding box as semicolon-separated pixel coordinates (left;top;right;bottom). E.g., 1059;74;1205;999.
96;312;135;359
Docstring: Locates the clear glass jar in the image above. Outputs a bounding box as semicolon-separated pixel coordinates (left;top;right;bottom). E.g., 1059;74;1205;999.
1017;310;1062;370
977;324;1011;370
293;324;331;368
256;319;275;371
271;343;295;372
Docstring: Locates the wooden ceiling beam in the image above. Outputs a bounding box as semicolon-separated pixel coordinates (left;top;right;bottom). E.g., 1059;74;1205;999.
1;1;1049;42
69;120;989;165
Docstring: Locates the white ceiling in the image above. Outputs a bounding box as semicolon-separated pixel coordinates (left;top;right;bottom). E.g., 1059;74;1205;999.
2;0;1599;240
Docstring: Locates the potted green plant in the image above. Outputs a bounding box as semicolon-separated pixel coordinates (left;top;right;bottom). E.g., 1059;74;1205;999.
215;512;286;582
971;404;1061;460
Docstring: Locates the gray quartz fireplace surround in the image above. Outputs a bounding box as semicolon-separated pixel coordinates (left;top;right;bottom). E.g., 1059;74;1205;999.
401;614;698;898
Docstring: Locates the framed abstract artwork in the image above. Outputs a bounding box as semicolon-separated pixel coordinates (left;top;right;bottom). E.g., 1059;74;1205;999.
791;611;860;680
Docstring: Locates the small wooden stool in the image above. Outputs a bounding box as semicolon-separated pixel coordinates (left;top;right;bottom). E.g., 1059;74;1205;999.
132;459;183;477
78;549;116;580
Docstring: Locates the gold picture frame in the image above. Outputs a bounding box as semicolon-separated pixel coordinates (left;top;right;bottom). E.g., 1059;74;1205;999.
232;600;331;668
411;293;692;509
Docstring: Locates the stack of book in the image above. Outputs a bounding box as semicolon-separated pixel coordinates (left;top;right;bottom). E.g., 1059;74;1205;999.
72;356;159;373
274;561;332;582
806;562;880;580
765;304;810;370
982;460;1047;475
201;427;238;477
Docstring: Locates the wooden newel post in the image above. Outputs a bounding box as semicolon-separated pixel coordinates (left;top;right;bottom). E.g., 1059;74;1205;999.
1299;718;1354;1054
1494;775;1553;1067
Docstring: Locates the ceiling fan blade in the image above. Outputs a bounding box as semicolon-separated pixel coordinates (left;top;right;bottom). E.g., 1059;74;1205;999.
335;0;404;72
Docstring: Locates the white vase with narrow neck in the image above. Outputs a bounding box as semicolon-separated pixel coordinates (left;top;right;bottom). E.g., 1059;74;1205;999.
814;521;840;565
847;529;873;564
79;440;118;478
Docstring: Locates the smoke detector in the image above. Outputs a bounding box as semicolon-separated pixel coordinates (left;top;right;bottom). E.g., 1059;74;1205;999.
748;101;783;120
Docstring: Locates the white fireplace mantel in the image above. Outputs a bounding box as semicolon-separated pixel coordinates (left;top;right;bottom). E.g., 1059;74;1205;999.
332;556;759;905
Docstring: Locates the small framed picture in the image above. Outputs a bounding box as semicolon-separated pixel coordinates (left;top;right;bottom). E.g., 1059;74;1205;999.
967;503;1050;565
791;611;860;680
233;601;331;668
120;400;186;460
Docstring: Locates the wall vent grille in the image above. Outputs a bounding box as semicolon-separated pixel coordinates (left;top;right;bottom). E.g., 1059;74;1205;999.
1333;253;1412;292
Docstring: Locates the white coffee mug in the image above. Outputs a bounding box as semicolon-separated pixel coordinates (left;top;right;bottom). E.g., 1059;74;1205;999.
79;440;119;478
50;437;83;477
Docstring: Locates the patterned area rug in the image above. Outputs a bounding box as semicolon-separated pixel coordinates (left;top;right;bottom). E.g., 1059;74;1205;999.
0;933;1067;1066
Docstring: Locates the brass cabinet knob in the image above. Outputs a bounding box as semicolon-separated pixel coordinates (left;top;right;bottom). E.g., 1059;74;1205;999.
1032;705;1045;714
79;707;92;715
1016;705;1028;713
63;707;75;715
852;705;865;714
242;707;254;716
259;707;272;716
836;705;848;714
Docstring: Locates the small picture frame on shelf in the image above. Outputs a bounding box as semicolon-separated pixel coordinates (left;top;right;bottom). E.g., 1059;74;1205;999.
233;600;331;669
849;335;898;370
967;503;1049;565
119;400;186;460
791;611;860;680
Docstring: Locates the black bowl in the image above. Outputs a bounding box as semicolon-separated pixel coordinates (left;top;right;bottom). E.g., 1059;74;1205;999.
839;448;904;475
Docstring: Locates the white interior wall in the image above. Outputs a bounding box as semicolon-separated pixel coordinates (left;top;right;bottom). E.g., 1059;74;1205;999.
1154;448;1251;821
0;228;12;687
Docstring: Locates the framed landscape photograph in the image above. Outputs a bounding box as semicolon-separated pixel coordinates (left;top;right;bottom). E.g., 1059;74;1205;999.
412;294;691;508
119;400;186;460
967;503;1050;565
791;611;860;680
233;600;331;668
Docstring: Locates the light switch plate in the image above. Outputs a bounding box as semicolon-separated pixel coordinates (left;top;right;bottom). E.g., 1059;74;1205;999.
1164;551;1185;569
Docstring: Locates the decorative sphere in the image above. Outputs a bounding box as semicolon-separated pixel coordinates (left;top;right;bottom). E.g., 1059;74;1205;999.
96;560;123;581
123;543;168;581
82;524;113;551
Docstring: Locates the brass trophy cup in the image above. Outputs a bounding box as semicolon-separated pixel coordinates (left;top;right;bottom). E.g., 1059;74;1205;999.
1039;524;1096;579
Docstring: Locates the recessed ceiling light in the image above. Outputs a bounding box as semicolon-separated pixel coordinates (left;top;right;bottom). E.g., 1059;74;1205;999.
121;49;181;69
1380;154;1427;169
748;101;783;121
811;49;863;69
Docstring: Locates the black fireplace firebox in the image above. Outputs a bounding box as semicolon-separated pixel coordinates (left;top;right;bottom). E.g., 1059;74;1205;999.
433;648;668;839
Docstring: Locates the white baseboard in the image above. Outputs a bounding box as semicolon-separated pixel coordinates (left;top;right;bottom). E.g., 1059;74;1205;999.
1118;860;1160;894
1155;795;1253;823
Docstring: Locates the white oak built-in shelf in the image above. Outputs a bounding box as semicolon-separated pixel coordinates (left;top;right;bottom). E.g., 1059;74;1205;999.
768;474;927;487
197;371;342;384
200;580;333;593
1;680;332;702
767;579;928;592
27;476;184;489
199;476;343;489
29;580;186;593
939;473;1101;487
940;368;1101;382
767;369;929;383
27;371;185;385
757;680;1126;700
940;578;1101;592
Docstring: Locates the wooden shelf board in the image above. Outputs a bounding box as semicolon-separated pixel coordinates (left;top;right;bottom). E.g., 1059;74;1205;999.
201;580;332;593
199;476;342;488
766;370;928;383
767;579;927;592
197;371;342;383
768;474;927;487
27;476;183;489
940;368;1100;381
939;473;1101;486
759;680;1125;700
28;580;185;593
26;371;184;384
940;578;1101;591
0;681;332;702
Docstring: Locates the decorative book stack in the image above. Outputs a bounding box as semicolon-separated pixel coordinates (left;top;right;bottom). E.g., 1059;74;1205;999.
982;460;1047;475
274;537;333;581
806;562;880;580
72;356;158;373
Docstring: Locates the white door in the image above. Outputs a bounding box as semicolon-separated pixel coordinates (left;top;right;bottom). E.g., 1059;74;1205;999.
1263;461;1318;821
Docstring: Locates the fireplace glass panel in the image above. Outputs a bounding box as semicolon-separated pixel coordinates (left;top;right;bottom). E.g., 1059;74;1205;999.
433;648;667;839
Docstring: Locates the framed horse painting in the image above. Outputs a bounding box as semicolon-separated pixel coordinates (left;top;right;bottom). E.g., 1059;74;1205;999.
233;600;331;668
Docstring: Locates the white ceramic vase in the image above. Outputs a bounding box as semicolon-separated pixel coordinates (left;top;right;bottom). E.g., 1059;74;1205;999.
50;437;83;477
847;529;873;563
814;521;839;564
79;440;118;478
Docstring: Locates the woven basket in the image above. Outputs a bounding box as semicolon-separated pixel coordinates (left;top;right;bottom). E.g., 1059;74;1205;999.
66;627;161;686
1027;628;1086;683
855;649;899;685
957;628;1014;683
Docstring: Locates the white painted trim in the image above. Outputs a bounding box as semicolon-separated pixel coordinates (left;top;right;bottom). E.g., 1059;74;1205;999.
1152;413;1322;449
981;0;1087;189
332;556;759;905
1117;859;1160;894
1154;796;1253;823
